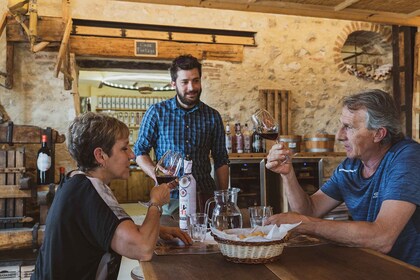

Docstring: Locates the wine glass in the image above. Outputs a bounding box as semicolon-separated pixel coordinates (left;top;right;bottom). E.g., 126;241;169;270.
155;150;183;186
251;109;291;164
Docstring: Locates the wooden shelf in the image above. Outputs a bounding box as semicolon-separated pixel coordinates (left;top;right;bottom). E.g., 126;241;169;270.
229;152;346;159
96;108;146;112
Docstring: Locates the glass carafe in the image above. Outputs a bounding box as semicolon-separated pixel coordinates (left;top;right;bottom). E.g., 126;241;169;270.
205;188;243;230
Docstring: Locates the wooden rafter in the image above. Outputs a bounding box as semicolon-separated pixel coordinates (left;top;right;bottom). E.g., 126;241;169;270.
334;0;361;12
0;12;7;38
54;18;72;78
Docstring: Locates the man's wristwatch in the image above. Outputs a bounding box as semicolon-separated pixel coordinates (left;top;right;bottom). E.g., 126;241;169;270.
148;202;163;216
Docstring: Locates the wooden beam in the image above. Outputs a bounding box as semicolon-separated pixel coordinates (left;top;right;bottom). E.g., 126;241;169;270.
63;44;72;90
54;18;73;78
0;185;31;199
62;0;71;23
7;15;64;42
0;226;45;250
0;12;7;38
0;125;66;144
70;35;243;62
116;0;420;27
32;41;50;52
334;0;361;12
70;53;81;116
5;43;14;89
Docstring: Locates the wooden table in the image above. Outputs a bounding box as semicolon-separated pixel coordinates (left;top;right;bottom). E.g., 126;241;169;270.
141;244;420;280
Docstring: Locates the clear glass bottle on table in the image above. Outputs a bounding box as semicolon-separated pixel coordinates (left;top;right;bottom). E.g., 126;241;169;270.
179;157;197;231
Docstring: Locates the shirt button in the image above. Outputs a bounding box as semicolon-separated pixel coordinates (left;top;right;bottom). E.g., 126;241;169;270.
186;125;189;129
186;140;189;143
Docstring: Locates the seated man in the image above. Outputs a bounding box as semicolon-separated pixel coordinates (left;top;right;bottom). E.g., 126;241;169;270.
265;89;419;267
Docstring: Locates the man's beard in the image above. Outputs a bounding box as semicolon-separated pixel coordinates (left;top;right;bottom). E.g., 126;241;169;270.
176;87;201;107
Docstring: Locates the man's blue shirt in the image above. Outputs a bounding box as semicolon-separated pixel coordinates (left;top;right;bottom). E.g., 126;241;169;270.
134;97;229;194
322;138;420;267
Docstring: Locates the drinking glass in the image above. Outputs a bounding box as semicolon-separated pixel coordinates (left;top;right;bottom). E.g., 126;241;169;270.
251;109;291;164
248;206;273;228
155;150;183;185
188;213;208;242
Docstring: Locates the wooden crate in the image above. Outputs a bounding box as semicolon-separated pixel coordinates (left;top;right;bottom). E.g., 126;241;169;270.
259;89;292;135
0;147;30;229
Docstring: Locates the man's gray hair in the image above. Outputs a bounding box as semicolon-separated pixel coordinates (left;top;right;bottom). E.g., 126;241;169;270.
343;89;404;145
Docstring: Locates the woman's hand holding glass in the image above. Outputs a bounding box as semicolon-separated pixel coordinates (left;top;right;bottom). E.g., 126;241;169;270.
155;150;183;188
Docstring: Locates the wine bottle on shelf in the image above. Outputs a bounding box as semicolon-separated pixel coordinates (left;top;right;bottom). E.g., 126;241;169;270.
252;125;263;153
37;134;52;185
179;157;197;231
243;123;252;153
234;123;244;153
225;122;232;154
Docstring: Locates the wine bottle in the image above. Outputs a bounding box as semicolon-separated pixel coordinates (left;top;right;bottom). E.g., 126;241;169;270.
234;123;244;153
243;123;252;153
37;134;52;185
225;122;232;154
178;157;197;231
252;125;262;153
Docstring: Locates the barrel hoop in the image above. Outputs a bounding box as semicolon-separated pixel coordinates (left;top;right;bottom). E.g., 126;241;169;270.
304;137;334;141
305;148;333;152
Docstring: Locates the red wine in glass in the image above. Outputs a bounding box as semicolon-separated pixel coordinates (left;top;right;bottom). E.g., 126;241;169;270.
257;132;278;141
156;175;177;184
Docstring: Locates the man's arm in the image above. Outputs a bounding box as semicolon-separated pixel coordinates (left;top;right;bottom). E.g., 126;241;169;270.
136;154;157;184
267;200;416;253
215;164;229;190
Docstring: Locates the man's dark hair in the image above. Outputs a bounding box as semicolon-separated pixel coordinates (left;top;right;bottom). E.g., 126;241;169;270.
169;55;202;82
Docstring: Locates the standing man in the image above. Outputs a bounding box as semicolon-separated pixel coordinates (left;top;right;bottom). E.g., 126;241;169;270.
265;89;419;267
134;54;229;215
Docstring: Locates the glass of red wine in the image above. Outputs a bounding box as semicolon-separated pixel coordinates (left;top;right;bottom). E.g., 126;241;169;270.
155;150;183;186
251;109;290;164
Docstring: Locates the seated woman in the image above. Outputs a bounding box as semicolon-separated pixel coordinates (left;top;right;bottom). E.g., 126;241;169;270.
32;112;192;280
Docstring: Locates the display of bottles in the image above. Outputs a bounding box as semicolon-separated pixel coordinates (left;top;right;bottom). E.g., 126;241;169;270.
225;122;232;154
37;135;52;185
243;123;252;153
252;125;263;153
234;123;244;153
179;157;197;231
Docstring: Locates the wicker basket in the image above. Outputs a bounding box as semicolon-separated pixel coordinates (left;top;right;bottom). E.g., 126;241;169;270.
211;233;286;264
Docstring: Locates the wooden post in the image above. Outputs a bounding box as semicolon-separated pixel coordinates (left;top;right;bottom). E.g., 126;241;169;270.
0;12;7;38
70;53;81;116
5;43;14;89
54;18;73;78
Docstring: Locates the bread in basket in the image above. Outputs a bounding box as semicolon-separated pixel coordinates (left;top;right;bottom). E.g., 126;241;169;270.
210;224;299;264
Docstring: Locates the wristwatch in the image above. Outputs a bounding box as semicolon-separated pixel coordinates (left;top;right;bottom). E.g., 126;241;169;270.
148;202;163;216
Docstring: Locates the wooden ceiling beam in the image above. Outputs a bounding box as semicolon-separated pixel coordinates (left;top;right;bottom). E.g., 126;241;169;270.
116;0;420;27
334;0;361;12
69;35;243;62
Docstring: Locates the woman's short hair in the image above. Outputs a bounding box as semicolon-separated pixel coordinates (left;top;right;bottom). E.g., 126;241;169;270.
343;89;404;145
67;112;129;171
169;54;202;82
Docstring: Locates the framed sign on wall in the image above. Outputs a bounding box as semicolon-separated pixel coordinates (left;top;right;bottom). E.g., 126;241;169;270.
135;40;158;57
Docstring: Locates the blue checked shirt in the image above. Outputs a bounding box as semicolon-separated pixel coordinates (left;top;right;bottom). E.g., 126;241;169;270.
134;97;229;194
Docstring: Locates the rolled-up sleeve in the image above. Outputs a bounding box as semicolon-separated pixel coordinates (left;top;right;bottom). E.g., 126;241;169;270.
134;105;158;156
211;111;229;170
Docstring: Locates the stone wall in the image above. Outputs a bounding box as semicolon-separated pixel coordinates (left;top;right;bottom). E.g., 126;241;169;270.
0;1;392;179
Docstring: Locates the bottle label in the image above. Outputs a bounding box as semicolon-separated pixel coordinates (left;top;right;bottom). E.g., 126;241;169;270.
37;153;51;172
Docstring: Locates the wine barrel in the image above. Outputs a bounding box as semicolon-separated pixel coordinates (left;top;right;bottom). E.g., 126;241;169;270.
304;134;335;152
279;135;302;153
